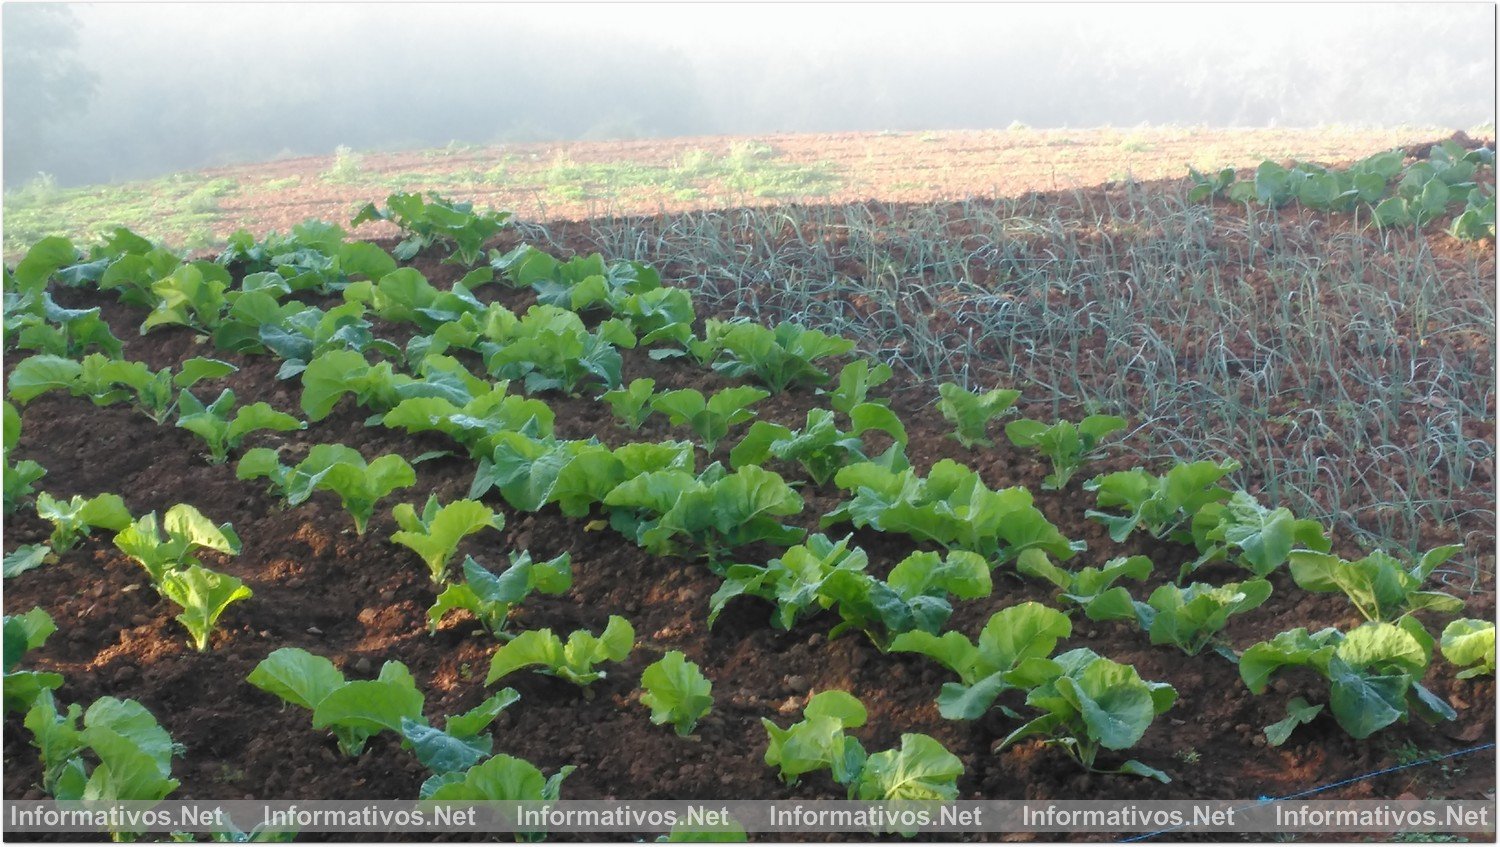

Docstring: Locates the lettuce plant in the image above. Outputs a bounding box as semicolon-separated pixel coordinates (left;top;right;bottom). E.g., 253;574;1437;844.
378;382;555;458
615;287;696;347
709;534;870;630
480;305;633;394
4;544;52;578
1263;697;1325;748
8;353;235;423
1441;619;1495;679
1084;459;1239;543
299;349;426;421
401;689;522;780
820;360;893;415
175;388;305;464
485;615;635;687
709;321;856;393
604;463;805;560
158;564;253;652
639;651;713;736
1004;414;1127;489
1016;553;1152;622
599;378;656;430
342;267;489;331
1240;621;1455;740
352;192;510;265
890;601;1072;720
1187;490;1331;578
35;492;133;551
853;733;963;803
730;405;907;485
819;549;992;648
761;690;963;800
4;608;62;714
936;383;1021;448
141;261;235;333
6;291;123;359
22;692;182;820
3;401;45;515
651;386;770;452
824;459;1080;563
1288;545;1465;623
419;753;574;813
112;503;242;583
1133;579;1273;656
469;433;694;515
247;647;425;756
761;690;868;786
257;301;401;377
391;496;505;583
238;444;415;534
428;552;572;638
997;647;1177;781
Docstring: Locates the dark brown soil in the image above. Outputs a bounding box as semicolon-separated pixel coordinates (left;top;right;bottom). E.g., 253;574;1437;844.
3;227;1493;842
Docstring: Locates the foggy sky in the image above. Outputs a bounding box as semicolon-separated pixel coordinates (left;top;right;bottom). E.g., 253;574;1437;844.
4;2;1495;187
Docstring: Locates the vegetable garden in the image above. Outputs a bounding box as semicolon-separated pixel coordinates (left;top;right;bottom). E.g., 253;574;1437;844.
2;140;1495;841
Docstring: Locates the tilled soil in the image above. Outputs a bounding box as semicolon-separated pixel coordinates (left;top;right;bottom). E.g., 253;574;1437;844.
2;236;1494;842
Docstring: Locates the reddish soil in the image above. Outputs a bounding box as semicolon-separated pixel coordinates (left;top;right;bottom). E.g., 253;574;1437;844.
2;224;1494;841
206;128;1464;238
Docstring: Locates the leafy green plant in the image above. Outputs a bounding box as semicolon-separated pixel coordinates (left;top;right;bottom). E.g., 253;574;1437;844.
480;305;633;394
823;459;1080;563
341;267;490;331
5;291;123;359
3;401;45;514
158;564;252;651
996;647;1177;781
247;647;425;756
238;444;415;534
1016;553;1152;622
485;615;635;686
141;261;234;333
352;192;511;265
1004;414;1127;489
937;382;1020;448
1084;459;1240;543
470;433;695;516
22;692;182;823
1264;697;1325;747
709;533;868;629
257;302;401;378
391;496;505;583
112;503;242;583
1133;579;1273;656
378;382;554;458
709;321;856;393
299;349;435;421
401;689;522;782
1187;490;1331;578
650;386;770;453
639;651;713;736
419;753;574;815
428;552;572;638
818;548;992;648
1186;166;1235;202
821;360;893;415
604;463;805;560
730;405;907;485
4;608;62;714
8;353;236;423
1288;545;1465;623
35;492;133;551
1240;621;1455;740
4;543;52;578
175;388;305;464
760;690;963;800
599;378;656;430
852;733;963;802
761;690;868;786
890;601;1072;720
1440;619;1495;679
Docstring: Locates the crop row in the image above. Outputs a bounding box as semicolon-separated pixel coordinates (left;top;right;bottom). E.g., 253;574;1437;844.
3;192;1493;839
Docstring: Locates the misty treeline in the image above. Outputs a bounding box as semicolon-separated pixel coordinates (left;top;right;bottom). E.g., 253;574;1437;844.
4;3;1494;188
